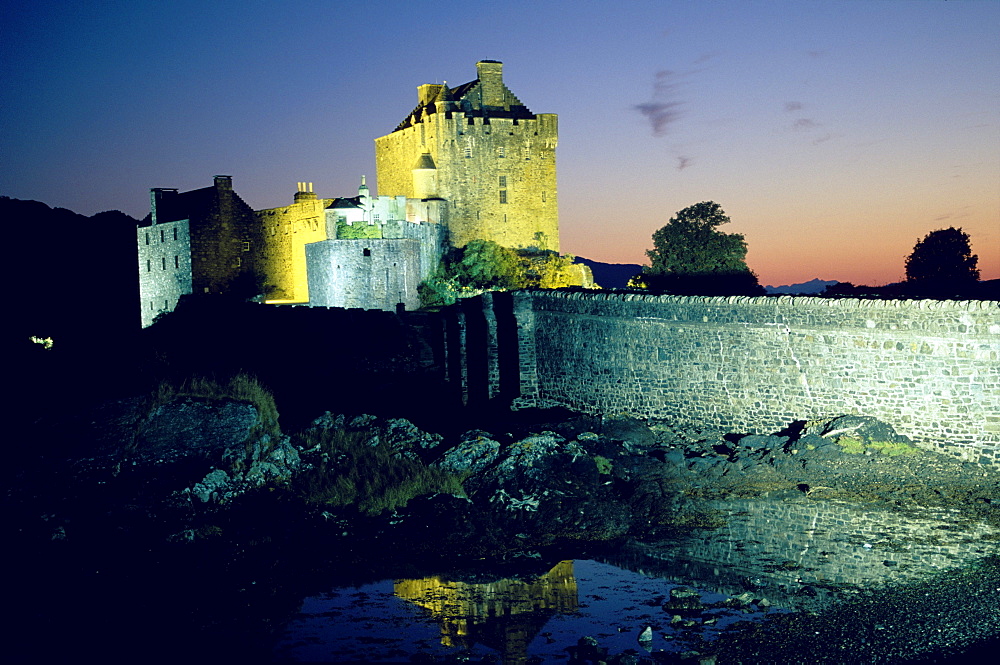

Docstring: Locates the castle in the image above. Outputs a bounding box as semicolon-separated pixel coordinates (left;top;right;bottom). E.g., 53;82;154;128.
137;61;564;327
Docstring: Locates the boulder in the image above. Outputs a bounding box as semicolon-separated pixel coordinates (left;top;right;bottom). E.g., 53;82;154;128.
801;415;911;446
602;416;656;450
434;430;501;474
453;431;631;543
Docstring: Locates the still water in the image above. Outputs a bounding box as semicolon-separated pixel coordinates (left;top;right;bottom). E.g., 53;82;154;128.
274;499;998;663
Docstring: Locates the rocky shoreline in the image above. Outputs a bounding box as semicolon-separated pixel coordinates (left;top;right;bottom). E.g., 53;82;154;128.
8;395;1000;662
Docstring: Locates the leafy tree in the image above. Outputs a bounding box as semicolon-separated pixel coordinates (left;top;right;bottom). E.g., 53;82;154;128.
520;250;585;289
452;239;525;290
640;201;763;295
904;227;979;297
418;241;593;308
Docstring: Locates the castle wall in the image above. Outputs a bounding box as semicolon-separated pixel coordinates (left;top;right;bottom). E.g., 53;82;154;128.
374;62;559;252
376;113;558;250
137;219;192;327
188;176;260;296
508;292;1000;465
256;195;333;303
305;238;422;311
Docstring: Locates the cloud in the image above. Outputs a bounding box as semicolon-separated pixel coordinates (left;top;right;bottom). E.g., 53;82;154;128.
784;101;803;112
793;118;821;130
635;102;685;136
633;69;687;136
677;156;692;171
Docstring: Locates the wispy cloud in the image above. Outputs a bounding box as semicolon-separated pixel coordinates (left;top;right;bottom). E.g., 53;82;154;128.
784;101;803;112
793;118;821;130
633;69;687;136
677;156;692;170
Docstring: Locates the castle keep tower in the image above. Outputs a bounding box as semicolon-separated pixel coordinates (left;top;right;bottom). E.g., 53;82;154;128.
375;61;559;251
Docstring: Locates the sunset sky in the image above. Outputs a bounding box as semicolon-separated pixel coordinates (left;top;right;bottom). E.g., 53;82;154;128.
2;0;997;287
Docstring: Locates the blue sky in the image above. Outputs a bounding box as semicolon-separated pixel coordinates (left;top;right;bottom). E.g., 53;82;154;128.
2;0;997;286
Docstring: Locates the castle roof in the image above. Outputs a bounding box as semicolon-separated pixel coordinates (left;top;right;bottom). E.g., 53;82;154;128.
328;197;362;209
392;62;535;132
139;185;216;226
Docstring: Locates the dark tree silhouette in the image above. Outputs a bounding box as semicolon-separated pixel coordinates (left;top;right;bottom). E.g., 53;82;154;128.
639;201;764;295
904;227;979;297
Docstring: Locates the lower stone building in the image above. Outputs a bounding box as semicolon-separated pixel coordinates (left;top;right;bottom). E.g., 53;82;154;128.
138;176;448;325
137;175;258;327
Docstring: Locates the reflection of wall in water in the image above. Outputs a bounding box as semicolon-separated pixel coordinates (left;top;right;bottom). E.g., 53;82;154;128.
394;560;577;662
620;499;998;611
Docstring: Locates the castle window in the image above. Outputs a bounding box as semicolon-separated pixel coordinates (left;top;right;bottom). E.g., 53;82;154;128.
242;241;250;252
161;257;166;270
464;146;471;158
498;147;505;157
160;229;165;242
173;227;178;241
363;248;371;257
146;259;151;272
174;255;179;269
235;257;242;267
542;191;546;202
499;190;507;204
145;232;150;245
499;176;507;188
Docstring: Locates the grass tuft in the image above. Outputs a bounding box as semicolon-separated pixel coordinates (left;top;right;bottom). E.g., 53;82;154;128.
294;428;467;515
836;435;920;456
149;374;279;428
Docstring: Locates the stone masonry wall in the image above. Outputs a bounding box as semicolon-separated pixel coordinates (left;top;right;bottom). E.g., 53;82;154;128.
137;220;192;327
511;291;1000;465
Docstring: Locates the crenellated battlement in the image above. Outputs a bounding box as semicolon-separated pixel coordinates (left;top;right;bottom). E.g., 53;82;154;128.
376;61;559;252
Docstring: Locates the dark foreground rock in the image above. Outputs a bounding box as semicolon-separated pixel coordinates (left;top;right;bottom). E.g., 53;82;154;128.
8;400;999;662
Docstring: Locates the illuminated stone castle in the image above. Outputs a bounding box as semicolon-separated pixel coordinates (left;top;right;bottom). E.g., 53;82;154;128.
138;61;561;326
376;60;559;251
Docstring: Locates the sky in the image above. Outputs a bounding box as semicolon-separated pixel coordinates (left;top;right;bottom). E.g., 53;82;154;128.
2;0;997;287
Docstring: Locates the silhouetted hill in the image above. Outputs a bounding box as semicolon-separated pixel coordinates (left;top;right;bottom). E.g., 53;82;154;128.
765;278;839;295
1;196;139;347
575;257;643;289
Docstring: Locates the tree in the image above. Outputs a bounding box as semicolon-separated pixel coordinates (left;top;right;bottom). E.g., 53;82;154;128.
904;227;979;297
640;201;763;295
452;239;525;290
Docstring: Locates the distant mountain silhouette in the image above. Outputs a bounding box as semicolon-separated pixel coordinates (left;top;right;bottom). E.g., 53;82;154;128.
575;257;644;289
765;278;839;295
1;196;139;346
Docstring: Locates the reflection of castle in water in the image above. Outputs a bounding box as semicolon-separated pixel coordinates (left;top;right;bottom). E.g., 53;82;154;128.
607;498;999;612
395;560;577;665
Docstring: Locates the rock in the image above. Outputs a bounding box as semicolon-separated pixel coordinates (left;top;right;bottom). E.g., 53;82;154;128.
638;625;653;643
801;415;911;446
381;417;443;452
459;431;631;543
434;430;501;474
737;434;788;451
664;586;704;615
602;416;656;450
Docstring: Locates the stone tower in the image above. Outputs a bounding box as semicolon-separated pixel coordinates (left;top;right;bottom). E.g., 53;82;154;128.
375;61;559;251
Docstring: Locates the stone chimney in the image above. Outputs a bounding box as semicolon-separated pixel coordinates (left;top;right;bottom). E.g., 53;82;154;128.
149;187;178;225
294;181;317;202
476;60;504;108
